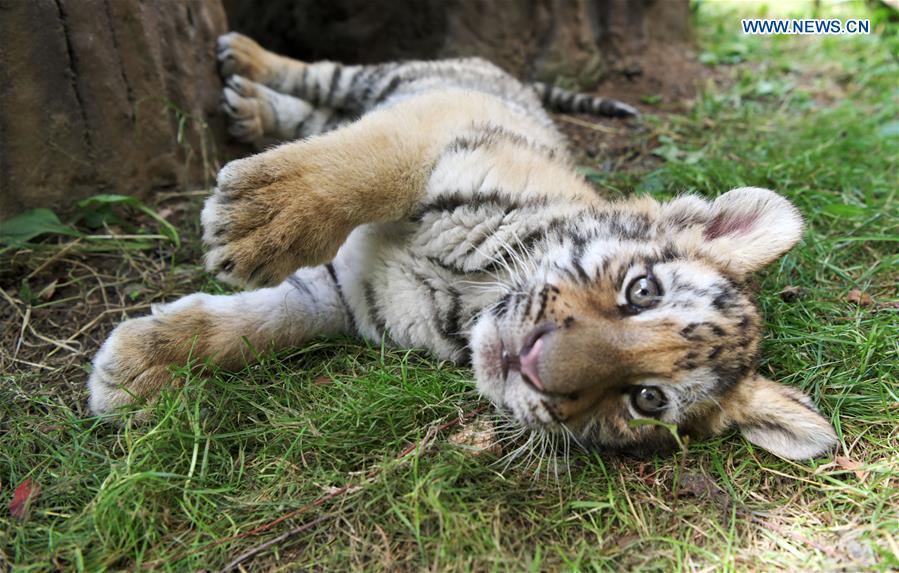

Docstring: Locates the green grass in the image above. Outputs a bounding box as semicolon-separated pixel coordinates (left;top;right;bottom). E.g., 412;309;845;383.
2;2;897;571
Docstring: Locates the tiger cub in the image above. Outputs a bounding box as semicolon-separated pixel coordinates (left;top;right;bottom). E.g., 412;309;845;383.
87;32;837;460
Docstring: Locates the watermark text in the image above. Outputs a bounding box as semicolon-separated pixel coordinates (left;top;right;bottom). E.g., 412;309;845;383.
741;19;870;35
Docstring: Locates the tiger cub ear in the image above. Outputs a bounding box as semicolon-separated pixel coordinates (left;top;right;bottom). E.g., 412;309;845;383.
701;187;805;277
724;375;837;460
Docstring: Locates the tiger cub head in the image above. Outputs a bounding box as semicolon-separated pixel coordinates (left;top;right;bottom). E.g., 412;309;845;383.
471;187;837;459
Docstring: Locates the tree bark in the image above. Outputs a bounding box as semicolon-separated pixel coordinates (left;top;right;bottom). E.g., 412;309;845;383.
0;0;229;217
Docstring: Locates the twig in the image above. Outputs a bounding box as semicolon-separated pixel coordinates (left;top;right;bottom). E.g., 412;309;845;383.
7;356;58;371
63;303;152;344
0;287;24;319
555;114;624;134
25;238;83;279
44;303;152;359
204;480;350;554
374;523;394;567
5;293;83;356
83;234;170;240
216;515;334;573
14;305;30;358
156;189;211;201
27;321;81;354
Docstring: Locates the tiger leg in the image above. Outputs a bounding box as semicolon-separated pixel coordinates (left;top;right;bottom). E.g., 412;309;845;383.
221;75;350;145
88;266;351;414
202;89;540;288
217;32;371;111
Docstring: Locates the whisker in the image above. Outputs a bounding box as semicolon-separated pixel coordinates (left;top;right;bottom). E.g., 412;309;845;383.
470;240;522;288
498;431;534;473
510;231;540;277
492;426;528;449
533;431;547;482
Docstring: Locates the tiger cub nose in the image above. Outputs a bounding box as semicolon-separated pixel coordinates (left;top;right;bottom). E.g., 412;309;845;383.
517;323;557;391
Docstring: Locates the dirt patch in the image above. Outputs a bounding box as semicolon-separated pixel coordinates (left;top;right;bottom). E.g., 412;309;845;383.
595;43;718;113
557;42;734;178
554;113;658;178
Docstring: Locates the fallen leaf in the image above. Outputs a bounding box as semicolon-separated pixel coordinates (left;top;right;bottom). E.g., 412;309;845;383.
637;462;656;486
835;456;867;481
9;478;39;520
37;424;63;433
37;279;58;301
677;472;718;498
813;460;838;474
614;534;641;550
846;289;874;306
779;285;807;302
123;283;145;299
321;484;361;495
448;418;500;456
676;472;732;513
313;376;334;386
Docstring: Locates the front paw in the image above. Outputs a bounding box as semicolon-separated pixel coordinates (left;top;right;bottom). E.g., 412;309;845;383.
202;150;352;288
88;317;178;415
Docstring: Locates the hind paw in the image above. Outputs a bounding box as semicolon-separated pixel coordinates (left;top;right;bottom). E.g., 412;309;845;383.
221;75;268;143
217;32;275;83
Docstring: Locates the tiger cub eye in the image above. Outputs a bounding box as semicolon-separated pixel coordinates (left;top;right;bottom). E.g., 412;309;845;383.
626;276;660;308
631;386;667;416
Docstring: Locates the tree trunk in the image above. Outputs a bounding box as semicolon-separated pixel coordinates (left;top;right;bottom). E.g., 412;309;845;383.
0;0;229;217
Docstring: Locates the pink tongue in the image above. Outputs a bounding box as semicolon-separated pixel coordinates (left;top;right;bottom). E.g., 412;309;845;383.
519;338;545;390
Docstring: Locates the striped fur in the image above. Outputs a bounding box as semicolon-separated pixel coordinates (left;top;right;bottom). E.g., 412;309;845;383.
531;82;638;118
87;33;836;461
